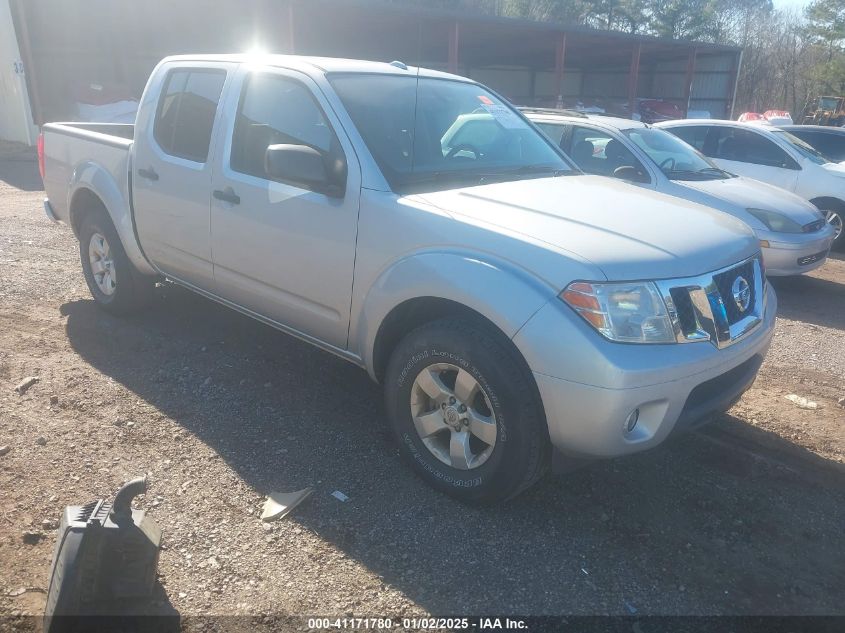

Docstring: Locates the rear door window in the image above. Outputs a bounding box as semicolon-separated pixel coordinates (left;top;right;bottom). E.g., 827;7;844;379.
154;69;226;162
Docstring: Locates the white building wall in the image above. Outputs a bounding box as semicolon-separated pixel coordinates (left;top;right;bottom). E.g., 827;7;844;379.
0;0;37;145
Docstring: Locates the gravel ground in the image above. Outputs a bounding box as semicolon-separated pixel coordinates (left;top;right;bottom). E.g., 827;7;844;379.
1;145;843;626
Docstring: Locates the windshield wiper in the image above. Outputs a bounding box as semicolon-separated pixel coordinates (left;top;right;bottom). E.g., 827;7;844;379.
697;167;734;178
664;168;724;181
500;164;571;177
402;165;569;191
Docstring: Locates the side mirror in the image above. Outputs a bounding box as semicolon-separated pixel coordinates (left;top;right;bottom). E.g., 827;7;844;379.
613;165;650;183
265;144;340;194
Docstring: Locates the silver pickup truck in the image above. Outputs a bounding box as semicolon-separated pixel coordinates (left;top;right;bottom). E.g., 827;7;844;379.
40;55;776;503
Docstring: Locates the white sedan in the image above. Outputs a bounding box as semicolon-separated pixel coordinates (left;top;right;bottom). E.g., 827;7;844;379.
656;118;844;247
524;109;835;276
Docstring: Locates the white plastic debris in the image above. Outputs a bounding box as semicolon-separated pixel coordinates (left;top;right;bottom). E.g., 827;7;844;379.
784;394;820;410
260;487;313;522
331;490;350;502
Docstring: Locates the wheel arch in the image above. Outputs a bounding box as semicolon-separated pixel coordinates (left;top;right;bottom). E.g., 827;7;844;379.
808;196;845;213
358;251;556;383
66;162;156;276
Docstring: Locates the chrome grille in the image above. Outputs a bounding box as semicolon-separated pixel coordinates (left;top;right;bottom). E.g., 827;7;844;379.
713;258;756;325
657;254;765;349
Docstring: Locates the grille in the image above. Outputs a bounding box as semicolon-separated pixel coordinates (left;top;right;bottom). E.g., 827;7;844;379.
669;287;698;336
74;501;99;523
713;259;756;325
802;219;825;233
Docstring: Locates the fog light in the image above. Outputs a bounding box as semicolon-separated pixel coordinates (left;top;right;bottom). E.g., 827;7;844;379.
625;409;639;433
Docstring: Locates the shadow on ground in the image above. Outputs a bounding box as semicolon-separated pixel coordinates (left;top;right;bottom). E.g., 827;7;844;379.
60;286;845;616
0;155;42;192
769;273;844;331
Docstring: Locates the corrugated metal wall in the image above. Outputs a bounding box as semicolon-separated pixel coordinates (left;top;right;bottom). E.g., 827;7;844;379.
10;0;739;124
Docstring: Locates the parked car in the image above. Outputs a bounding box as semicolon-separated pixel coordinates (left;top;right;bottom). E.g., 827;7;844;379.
40;55;776;503
657;119;845;246
777;125;845;163
523;109;835;276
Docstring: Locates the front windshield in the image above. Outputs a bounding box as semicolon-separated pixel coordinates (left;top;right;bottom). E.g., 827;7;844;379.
328;73;572;193
623;127;732;180
772;130;830;165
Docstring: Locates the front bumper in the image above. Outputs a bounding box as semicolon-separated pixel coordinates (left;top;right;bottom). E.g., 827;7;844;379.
760;228;835;276
514;284;776;460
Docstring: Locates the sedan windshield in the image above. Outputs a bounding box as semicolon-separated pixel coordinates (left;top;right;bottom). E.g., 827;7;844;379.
623;127;732;180
771;130;830;165
328;73;572;193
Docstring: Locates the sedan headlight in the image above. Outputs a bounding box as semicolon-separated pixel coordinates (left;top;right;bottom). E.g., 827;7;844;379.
560;281;675;343
746;208;804;233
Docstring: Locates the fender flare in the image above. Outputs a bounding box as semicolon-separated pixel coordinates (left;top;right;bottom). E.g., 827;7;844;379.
67;160;157;276
354;250;557;381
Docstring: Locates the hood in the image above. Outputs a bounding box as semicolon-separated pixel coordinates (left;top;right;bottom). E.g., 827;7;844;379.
823;161;845;177
416;175;758;281
675;175;823;225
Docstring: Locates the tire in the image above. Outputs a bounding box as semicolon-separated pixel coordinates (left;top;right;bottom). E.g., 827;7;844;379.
825;210;844;249
384;317;550;504
78;209;154;315
811;199;844;250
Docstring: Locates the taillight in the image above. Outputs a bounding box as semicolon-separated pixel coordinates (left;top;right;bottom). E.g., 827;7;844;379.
37;132;45;182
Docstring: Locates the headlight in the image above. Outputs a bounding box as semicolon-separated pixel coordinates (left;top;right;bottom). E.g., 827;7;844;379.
746;208;804;233
560;281;675;343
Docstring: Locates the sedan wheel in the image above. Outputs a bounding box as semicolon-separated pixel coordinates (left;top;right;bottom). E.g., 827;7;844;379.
826;210;843;242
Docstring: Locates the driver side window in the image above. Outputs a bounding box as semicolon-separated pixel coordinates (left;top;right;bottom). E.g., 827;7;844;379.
569;126;649;182
230;73;346;187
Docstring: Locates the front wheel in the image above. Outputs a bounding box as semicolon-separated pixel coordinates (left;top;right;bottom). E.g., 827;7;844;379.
384;317;550;504
825;209;843;246
79;211;154;314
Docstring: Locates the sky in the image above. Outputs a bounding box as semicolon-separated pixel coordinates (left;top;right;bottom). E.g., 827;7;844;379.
772;0;810;10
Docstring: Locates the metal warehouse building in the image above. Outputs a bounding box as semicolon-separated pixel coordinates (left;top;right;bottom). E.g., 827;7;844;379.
8;0;741;130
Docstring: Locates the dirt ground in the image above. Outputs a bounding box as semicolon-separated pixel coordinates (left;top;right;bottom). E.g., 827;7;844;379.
1;143;843;625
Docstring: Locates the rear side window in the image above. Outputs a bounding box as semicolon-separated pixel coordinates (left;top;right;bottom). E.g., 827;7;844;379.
154;69;226;162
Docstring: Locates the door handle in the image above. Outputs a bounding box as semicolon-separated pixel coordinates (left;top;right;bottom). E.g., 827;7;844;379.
213;187;240;205
137;167;159;181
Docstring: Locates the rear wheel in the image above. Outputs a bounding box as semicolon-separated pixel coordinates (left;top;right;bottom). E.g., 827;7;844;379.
79;211;154;314
384;317;550;504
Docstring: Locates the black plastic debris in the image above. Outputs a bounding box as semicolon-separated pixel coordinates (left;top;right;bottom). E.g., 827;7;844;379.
43;476;162;633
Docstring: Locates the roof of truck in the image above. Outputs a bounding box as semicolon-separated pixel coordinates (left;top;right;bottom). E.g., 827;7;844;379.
161;54;468;81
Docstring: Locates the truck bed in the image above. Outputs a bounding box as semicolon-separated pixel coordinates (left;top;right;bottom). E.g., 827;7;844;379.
41;122;134;227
